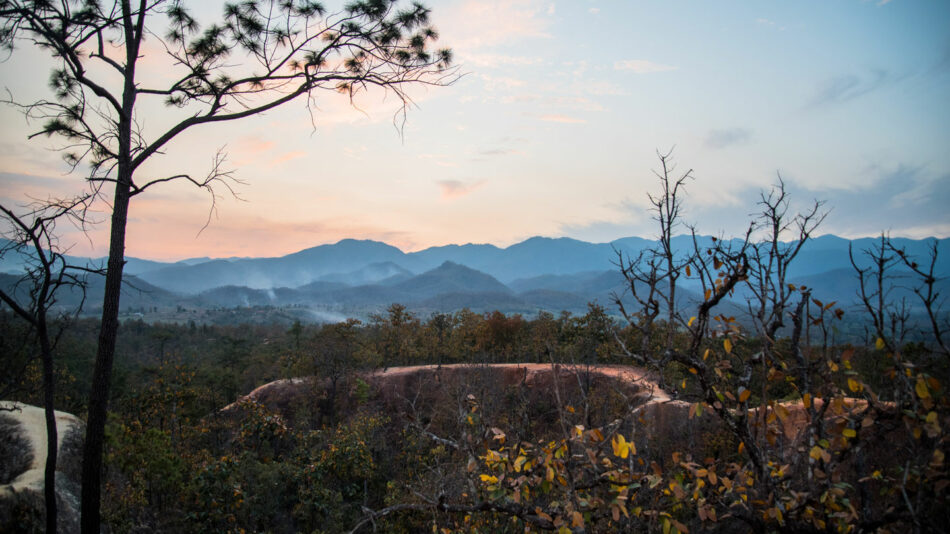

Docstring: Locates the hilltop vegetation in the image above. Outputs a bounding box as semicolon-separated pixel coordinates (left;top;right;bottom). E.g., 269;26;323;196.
3;287;949;533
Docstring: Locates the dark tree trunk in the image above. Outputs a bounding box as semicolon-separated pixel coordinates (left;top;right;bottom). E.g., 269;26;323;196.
81;4;140;530
40;317;58;534
80;176;130;533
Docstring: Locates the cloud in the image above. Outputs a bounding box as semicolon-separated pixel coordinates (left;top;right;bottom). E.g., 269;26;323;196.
755;18;775;26
537;114;587;124
766;163;950;239
442;0;553;52
575;80;627;97
464;53;545;67
807;69;904;107
479;148;524;157
419;154;459;168
480;74;528;91
613;59;677;74
704;128;753;149
438;179;486;200
269;151;307;166
556;199;652;243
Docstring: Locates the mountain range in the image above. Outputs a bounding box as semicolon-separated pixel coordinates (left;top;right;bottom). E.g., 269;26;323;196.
0;235;947;322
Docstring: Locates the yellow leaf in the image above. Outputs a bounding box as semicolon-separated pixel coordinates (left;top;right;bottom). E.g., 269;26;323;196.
688;316;696;327
704;289;712;301
479;474;498;484
689;367;698;374
917;379;932;399
703;348;710;361
809;446;823;461
803;393;812;408
842;428;856;438
514;455;527;472
848;378;862;393
566;405;575;413
723;338;733;354
875;337;885;350
737;441;745;454
612;434;630;459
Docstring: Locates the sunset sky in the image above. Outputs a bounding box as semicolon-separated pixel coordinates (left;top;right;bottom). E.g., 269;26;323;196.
1;0;948;261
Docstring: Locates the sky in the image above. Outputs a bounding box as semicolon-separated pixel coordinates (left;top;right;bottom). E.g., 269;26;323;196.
1;0;948;261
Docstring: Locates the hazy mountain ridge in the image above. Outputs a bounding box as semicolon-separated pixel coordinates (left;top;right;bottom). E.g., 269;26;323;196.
1;235;946;321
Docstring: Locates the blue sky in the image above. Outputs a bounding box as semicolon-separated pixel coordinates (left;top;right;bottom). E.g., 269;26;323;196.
1;0;948;260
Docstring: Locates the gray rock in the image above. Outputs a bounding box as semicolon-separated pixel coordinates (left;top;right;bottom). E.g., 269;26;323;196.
0;402;84;533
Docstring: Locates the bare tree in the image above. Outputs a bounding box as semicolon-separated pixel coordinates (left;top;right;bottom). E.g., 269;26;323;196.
0;1;456;530
613;149;697;371
0;195;93;533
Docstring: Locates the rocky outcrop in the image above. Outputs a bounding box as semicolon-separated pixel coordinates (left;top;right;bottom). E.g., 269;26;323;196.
224;364;895;468
0;401;84;534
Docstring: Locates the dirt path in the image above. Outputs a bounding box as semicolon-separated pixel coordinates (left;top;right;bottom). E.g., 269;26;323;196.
0;401;79;495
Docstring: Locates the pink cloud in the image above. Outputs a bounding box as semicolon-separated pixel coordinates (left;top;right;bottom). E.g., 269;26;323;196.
438;179;485;200
270;151;307;166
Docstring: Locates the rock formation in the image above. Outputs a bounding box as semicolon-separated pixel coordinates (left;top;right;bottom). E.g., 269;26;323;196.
0;401;84;533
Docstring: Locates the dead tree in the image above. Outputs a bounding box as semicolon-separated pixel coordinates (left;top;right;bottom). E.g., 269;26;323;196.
0;195;93;534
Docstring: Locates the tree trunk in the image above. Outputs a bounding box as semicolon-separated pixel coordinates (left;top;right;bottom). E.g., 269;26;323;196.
81;4;140;530
40;317;58;534
80;176;131;533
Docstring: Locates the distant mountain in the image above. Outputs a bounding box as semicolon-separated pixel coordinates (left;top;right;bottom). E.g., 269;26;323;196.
136;239;408;293
392;261;511;299
407;243;505;273
319;261;413;286
3;234;947;322
0;271;178;312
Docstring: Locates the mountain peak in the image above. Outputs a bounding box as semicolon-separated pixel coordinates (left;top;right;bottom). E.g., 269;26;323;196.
395;261;511;296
